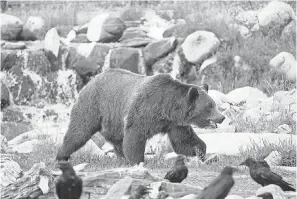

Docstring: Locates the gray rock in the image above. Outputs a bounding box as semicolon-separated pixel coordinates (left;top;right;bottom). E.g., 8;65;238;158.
119;28;148;41
20;16;46;41
143;37;177;67
87;13;126;43
226;87;267;109
256;1;295;36
7;74;35;105
72;34;89;43
269;52;296;82
44;28;60;58
66;43;111;74
256;184;286;199
181;31;220;65
163;23;197;38
73;59;99;85
274;124;292;134
0;13;23;40
1;50;17;70
109;47;141;74
120;37;153;47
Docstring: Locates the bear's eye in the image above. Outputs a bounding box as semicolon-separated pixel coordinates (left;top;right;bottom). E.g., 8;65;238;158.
207;102;214;109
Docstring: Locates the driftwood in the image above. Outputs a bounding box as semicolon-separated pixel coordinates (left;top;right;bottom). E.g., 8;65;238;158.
1;162;203;199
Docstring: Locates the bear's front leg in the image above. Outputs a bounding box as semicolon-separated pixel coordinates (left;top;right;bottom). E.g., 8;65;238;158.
123;125;146;165
167;125;206;161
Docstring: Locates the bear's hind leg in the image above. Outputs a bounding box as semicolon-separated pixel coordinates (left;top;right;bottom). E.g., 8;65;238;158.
56;112;103;161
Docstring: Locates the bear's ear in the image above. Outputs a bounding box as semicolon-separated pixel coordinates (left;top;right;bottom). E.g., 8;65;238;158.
187;87;199;102
201;83;209;93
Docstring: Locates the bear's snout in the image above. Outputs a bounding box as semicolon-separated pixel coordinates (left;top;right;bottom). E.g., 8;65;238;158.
210;114;225;124
216;115;225;124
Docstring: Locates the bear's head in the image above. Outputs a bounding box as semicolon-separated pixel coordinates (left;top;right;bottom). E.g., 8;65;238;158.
185;83;225;128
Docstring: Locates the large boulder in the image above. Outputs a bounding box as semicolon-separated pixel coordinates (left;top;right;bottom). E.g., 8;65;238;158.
119;28;149;41
14;76;35;105
235;10;258;29
1;50;17;70
143;37;177;67
2;49;53;76
269;52;296;82
108;47;143;74
44;28;60;58
208;90;234;107
162;23;197;39
226;87;268;109
66;43;111;74
255;1;295;36
0;13;23;40
256;185;286;199
120;37;153;48
87;13;126;43
73;59;98;85
19;16;46;41
181;31;220;65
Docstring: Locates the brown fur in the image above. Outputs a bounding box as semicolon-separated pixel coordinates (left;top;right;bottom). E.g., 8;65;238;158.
56;69;224;164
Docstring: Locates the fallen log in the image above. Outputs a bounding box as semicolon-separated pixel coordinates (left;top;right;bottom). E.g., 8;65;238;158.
1;162;203;199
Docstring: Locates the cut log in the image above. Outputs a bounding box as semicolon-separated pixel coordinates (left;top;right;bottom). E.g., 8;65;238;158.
1;162;203;199
103;176;133;199
1;162;55;199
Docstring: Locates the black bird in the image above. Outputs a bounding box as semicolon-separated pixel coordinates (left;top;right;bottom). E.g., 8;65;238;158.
197;166;236;199
240;157;295;192
257;192;273;199
164;155;188;183
55;161;83;199
129;184;151;199
258;160;270;169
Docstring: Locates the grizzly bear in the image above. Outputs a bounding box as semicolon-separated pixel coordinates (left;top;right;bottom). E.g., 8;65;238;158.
56;68;225;164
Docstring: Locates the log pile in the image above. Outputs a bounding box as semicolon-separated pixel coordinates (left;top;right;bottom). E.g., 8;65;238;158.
1;162;203;199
